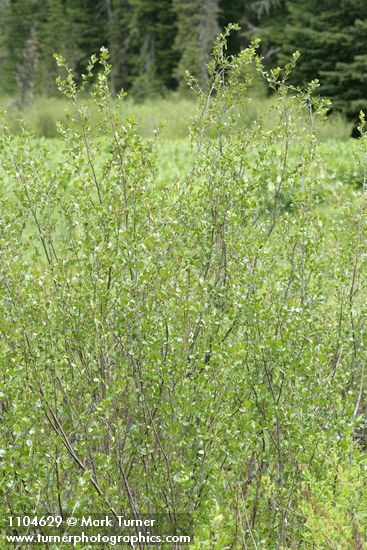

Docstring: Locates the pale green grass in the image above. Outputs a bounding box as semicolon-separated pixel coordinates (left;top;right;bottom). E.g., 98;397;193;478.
0;93;353;141
0;94;197;139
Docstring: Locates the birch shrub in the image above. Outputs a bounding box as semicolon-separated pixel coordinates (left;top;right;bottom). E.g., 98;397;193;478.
1;27;367;548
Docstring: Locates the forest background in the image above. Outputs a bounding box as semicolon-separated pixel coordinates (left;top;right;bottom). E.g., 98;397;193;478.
0;0;366;132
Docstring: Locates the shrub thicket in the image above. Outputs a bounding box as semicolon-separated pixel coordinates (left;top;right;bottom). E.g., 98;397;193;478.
1;27;367;548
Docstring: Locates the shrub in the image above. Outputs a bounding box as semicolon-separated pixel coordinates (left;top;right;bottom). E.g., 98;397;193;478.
0;27;366;548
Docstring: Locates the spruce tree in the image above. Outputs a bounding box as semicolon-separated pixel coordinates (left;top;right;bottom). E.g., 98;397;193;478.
277;0;367;123
127;0;178;98
323;12;367;121
218;0;248;55
14;27;39;107
0;0;44;94
0;1;9;73
108;0;131;93
37;0;76;95
173;0;219;91
65;0;108;75
218;0;285;58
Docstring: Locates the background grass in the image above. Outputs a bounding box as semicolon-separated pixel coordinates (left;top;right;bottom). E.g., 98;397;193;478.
0;93;353;141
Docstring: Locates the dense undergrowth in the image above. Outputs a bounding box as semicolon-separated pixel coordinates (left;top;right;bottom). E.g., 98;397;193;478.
1;28;367;548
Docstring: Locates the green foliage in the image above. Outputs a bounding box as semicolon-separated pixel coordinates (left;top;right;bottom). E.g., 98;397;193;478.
299;446;367;547
1;29;367;548
0;92;353;143
0;0;44;94
64;0;108;70
0;0;292;99
275;0;367;122
127;0;178;98
173;0;219;91
0;0;366;126
0;94;199;139
108;0;131;93
36;0;75;95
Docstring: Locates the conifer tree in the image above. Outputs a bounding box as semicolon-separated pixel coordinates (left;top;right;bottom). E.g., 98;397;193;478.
0;0;365;113
126;0;178;98
14;27;39;107
65;0;108;74
108;0;131;93
0;0;44;93
173;0;219;91
37;0;75;94
0;0;9;71
277;0;367;122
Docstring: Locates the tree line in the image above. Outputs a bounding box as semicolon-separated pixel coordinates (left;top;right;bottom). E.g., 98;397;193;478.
0;0;366;121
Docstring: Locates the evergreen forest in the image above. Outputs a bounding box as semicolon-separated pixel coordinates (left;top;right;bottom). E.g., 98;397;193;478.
0;0;366;122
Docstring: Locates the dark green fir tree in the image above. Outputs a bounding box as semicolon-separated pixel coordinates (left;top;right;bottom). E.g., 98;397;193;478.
108;0;131;93
277;0;367;125
37;0;76;94
127;0;178;98
65;0;108;75
0;0;44;94
173;0;219;91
